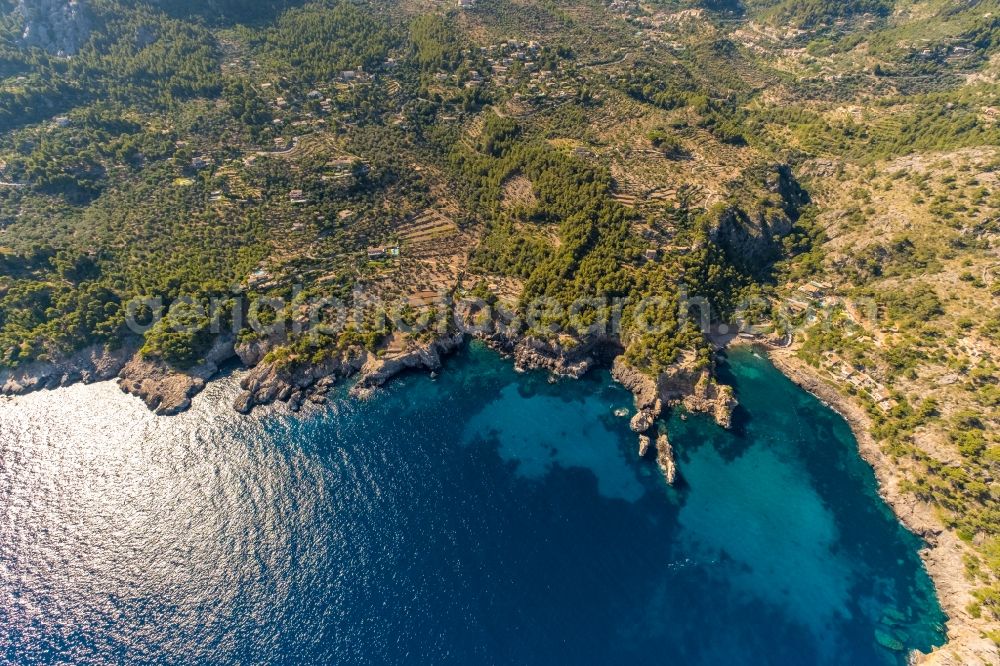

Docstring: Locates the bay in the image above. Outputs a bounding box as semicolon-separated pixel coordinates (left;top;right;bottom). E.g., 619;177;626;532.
0;343;945;664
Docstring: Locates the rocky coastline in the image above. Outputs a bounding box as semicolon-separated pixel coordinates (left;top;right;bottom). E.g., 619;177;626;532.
767;348;999;666
118;335;238;416
612;354;736;484
0;317;738;487
0;340;138;396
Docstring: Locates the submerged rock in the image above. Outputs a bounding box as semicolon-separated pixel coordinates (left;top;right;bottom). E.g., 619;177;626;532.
875;628;905;652
879;607;907;627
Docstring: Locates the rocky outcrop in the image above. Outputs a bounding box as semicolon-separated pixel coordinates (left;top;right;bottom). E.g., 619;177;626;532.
16;0;92;56
234;344;364;414
476;328;609;379
350;332;465;399
230;332;466;413
0;334;238;416
613;353;737;480
510;337;595;377
234;337;277;368
708;164;808;274
0;341;137;395
629;409;655;433
459;301;621;379
0;327;459;417
656;433;677;485
117;336;235;415
617;354;737;430
681;372;737;429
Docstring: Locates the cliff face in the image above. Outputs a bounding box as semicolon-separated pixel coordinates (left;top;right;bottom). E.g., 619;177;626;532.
16;0;91;56
234;347;361;414
0;340;136;394
117;335;236;415
477;328;615;379
230;332;466;413
709;164;808;274
613;355;736;430
612;354;737;483
350;332;465;398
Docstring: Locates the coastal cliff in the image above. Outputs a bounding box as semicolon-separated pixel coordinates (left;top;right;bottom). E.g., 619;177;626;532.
611;354;736;482
611;354;736;430
231;331;466;413
351;332;466;399
117;336;237;416
474;324;612;379
0;340;136;394
233;342;363;414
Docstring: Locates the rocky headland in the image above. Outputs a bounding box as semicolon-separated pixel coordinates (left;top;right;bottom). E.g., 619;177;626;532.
612;353;737;484
117;335;237;416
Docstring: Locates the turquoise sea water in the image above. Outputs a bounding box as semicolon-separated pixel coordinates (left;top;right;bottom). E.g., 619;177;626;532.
0;343;944;664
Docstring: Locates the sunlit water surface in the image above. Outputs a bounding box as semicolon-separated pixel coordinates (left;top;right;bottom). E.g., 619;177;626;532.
0;344;944;664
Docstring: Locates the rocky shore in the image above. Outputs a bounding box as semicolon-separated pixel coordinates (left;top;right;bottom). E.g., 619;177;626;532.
768;348;999;666
0;340;138;395
0;319;738;488
118;336;238;416
476;330;606;379
612;354;737;484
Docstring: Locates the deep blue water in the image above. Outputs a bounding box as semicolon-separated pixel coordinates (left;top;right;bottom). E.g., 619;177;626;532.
0;343;945;665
